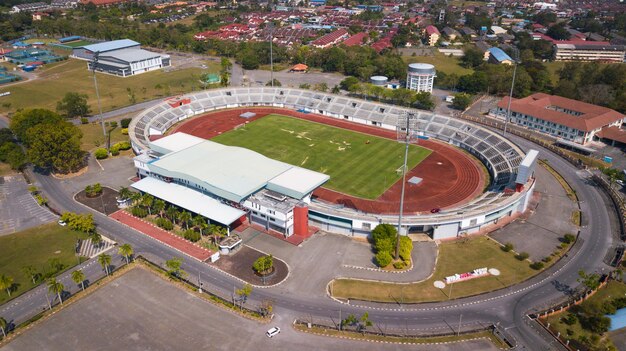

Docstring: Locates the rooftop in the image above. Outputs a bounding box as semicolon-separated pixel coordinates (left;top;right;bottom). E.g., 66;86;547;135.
80;39;140;53
497;93;625;132
100;48;162;63
425;25;440;36
488;47;513;62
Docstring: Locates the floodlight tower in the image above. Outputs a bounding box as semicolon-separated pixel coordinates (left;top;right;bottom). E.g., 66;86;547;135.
394;111;418;259
503;48;519;136
91;51;106;141
268;22;274;87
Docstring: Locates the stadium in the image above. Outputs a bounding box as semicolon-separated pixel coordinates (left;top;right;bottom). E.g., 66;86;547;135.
128;87;537;240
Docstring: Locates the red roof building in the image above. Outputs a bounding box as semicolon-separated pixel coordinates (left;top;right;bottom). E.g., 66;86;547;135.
342;32;367;47
310;28;350;48
496;93;625;145
80;0;133;6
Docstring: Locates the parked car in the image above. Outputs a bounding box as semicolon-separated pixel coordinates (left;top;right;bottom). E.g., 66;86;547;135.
616;180;624;186
266;327;281;338
58;219;67;226
430;208;440;213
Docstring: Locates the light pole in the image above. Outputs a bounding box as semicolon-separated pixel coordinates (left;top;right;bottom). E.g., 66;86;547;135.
91;51;107;142
269;23;274;87
503;48;519;136
395;112;416;260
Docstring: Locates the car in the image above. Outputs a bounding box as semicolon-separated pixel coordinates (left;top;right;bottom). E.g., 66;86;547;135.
430;208;440;213
617;180;624;186
266;327;280;338
57;219;67;226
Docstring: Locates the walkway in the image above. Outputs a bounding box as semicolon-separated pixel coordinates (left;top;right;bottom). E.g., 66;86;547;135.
109;210;214;262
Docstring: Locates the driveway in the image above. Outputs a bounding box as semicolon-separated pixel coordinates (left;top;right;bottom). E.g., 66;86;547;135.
0;175;57;235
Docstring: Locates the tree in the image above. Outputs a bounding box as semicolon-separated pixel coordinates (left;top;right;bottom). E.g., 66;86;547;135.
265;79;281;87
178;211;192;230
0;316;6;338
118;187;133;201
21;265;38;284
47;278;64;305
56;92;91;119
166;206;178;222
209;224;227;245
9;109;64;143
252;254;274;274
25;120;84;173
240;53;259;70
235;283;252;309
577;270;601;291
98;253;112;276
165;257;185;278
461;47;484;68
451;93;472;110
0;275;13;297
375;251;393;267
546;23;571;40
118;243;133;264
141;194;154;215
153;199;165;217
71;269;86;291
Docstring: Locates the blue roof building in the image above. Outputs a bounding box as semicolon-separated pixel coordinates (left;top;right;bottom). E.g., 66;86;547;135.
487;47;513;65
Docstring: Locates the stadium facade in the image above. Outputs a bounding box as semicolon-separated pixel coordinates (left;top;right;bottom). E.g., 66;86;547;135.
129;88;538;240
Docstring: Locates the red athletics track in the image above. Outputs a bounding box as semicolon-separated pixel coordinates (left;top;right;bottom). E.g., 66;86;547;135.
171;108;485;214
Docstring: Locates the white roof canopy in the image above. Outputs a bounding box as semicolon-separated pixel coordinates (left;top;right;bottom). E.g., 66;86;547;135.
267;167;330;200
131;177;245;225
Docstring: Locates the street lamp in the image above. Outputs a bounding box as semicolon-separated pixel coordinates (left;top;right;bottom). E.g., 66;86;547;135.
394;112;418;259
91;51;107;142
503;48;519;136
268;22;274;87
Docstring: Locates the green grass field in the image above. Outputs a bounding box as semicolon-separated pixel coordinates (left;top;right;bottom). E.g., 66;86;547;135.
211;115;432;199
331;236;537;303
0;58;219;114
403;51;474;76
0;223;88;304
77;122;129;152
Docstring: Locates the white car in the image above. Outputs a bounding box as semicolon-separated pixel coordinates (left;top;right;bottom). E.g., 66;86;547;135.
57;219;67;226
266;327;280;338
617;180;624;186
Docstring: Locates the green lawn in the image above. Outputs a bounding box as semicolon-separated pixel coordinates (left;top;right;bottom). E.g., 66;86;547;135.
331;236;537;303
544;281;626;350
77;122;129;152
0;58;219;114
0;223;88;304
403;51;474;76
211;115;432;199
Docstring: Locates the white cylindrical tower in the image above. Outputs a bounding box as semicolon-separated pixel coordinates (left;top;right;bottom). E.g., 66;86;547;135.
406;63;436;93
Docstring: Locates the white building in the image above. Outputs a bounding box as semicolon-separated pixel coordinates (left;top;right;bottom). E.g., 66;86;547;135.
406;63;436;93
133;133;329;236
554;43;625;63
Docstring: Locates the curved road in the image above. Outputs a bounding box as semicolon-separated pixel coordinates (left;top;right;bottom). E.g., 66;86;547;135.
2;131;615;350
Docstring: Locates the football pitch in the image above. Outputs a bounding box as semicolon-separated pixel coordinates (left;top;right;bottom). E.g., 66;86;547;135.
211;115;432;199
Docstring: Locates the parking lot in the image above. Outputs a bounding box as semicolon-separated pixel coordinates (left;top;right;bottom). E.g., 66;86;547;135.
0;267;498;351
0;175;57;236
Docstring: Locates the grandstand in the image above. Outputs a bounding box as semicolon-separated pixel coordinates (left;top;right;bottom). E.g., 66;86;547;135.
129;88;535;240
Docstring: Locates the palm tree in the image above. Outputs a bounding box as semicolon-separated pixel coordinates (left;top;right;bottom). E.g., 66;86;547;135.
209;225;227;246
165;206;178;222
21;265;38;284
118;243;134;264
0;274;14;297
47;278;64;305
98;253;112;276
142;194;154;215
193;216;207;235
0;316;7;338
90;232;103;247
71;270;86;291
130;191;142;206
118;187;132;201
153;199;165;217
178;211;192;230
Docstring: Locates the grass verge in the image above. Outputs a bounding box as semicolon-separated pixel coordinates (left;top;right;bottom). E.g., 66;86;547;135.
294;324;509;348
331;236;540;303
539;160;577;202
0;223;89;305
402;51;474;76
212;114;432;199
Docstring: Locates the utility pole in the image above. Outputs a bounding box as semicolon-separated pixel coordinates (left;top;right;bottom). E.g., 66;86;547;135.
91;51;106;142
395;112;415;260
503;49;519;136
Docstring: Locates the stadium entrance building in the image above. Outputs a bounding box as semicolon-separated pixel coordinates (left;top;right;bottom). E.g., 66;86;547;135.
132;132;329;236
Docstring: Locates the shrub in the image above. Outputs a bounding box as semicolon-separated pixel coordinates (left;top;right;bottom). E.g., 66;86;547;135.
530;262;544;270
375;237;394;254
253;255;274;274
28;185;38;194
563;233;576;244
393;261;406;269
566;328;575;336
109;121;118;128
80;117;88;124
113;141;131;150
516;252;530;261
35;194;47;206
183;229;201;242
94;148;108;159
502;242;514;252
121;128;128;135
156;217;174;230
399;236;413;261
375;251;392;268
542;256;552;263
120;118;132;128
131;206;148;218
110;145;120;156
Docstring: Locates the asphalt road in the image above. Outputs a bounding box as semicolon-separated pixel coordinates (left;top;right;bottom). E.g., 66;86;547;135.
0;129;616;350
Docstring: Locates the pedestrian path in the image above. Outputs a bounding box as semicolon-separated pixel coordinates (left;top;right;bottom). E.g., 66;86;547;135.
109;210;214;262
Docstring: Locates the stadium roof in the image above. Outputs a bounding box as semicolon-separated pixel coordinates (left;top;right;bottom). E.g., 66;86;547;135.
488;47;512;62
146;133;329;203
131;177;245;225
149;132;205;155
498;93;625;132
80;39;140;53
